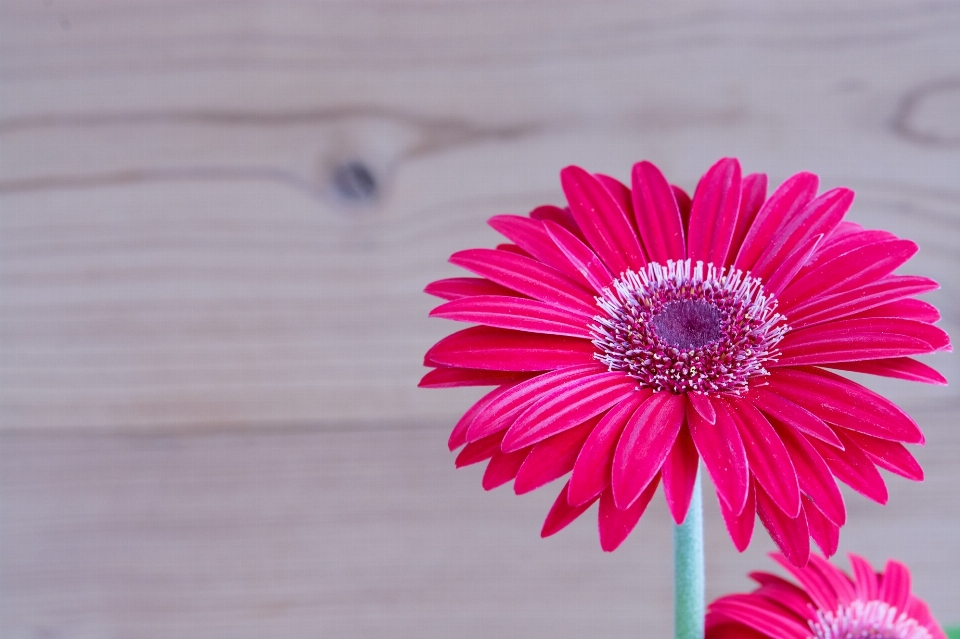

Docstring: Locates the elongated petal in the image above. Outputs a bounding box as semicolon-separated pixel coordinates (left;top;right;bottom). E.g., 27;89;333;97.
488;214;592;288
541;481;598;537
502;373;638;452
728;400;801;518
688;392;716;424
673;185;692;232
842;430;924;481
751;188;852;281
748;388;843;448
561;165;646;276
726;173;768;265
757;487;811;567
595;173;637;229
770;553;838;611
735;172;819;272
455;431;505;468
776;317;950;366
420;367;533;389
431;295;593;338
786;276;940;329
450;248;597;314
804;497;840;558
467;364;604;441
449;383;520;450
529;204;583;237
544;220;615;293
662;422;700;525
631;160;686;262
847;298;941;324
773;422;846;526
763;233;823;297
826;357;947;386
690;398;749;514
764;367;924;444
482;447;531;490
806;555;857;604
598;475;660;551
426;326;596;372
514;419;596;495
810;431;889;504
568;390;651;506
425;277;519;301
719;479;756;552
779;239;918;308
612;392;685;509
707;594;811;639
849;554;880;601
879;560;912;612
688;158;742;265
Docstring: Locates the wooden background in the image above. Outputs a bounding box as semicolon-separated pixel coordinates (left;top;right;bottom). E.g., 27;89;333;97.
2;1;960;636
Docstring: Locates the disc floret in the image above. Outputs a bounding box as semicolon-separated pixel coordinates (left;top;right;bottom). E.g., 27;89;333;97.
591;259;787;395
810;600;933;639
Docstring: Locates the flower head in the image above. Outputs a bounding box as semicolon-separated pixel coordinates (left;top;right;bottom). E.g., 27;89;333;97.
422;158;949;564
706;553;946;639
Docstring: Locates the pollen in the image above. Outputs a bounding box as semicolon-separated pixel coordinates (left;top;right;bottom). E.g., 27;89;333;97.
591;259;787;395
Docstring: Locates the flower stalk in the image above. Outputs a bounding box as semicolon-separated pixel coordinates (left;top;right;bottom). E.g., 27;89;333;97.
674;466;704;639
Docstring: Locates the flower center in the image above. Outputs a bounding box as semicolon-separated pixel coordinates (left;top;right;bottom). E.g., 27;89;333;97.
809;600;933;639
591;260;787;395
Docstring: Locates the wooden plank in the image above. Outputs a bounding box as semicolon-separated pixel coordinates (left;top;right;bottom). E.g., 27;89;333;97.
3;411;958;637
2;0;959;429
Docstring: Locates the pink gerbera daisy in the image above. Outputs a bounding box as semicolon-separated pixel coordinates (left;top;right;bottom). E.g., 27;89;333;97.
706;553;945;639
421;158;949;564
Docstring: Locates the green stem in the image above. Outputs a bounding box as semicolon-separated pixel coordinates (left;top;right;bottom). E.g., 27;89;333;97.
673;465;704;639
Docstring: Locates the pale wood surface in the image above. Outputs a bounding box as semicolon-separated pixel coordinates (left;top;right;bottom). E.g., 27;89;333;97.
2;1;960;636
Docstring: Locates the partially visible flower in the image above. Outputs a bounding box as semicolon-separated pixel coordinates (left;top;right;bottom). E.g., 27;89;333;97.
422;158;949;564
706;553;945;639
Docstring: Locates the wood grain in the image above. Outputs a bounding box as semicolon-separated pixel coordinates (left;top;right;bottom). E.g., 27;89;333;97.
2;0;960;635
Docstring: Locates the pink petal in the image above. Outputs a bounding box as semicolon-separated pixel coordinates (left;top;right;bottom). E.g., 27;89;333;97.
757;487;811;567
630;160;686;262
805;498;840;558
612;392;685;509
842;430;924;481
425;277;520;301
448;383;522;451
786;275;940;329
878;560;912;612
690;398;750;515
568;390;651;506
826;357;947;386
482;447;531;490
808;227;893;266
688;392;716;424
426;325;596;372
450;248;597;314
707;594;811;639
673;185;692;232
595;173;638;229
776;317;949;366
810;431;889;504
598;475;660;551
762;232;823;297
763;367;924;444
420;367;533;389
747;388;843;448
544;220;615;293
735;172;819;272
687;157;742;265
719;479;756;552
806;554;857;605
847;298;941;324
502;373;638;452
778;239;918;309
514;418;596;495
488;214;592;288
848;553;879;601
750;577;816;619
455;431;505;468
773;422;846;526
751;188;853;282
466;364;604;442
770;554;840;612
726;172;768;265
541;480;598;537
727;399;801;518
530;204;584;238
561;165;646;276
431;295;593;338
662;422;700;525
